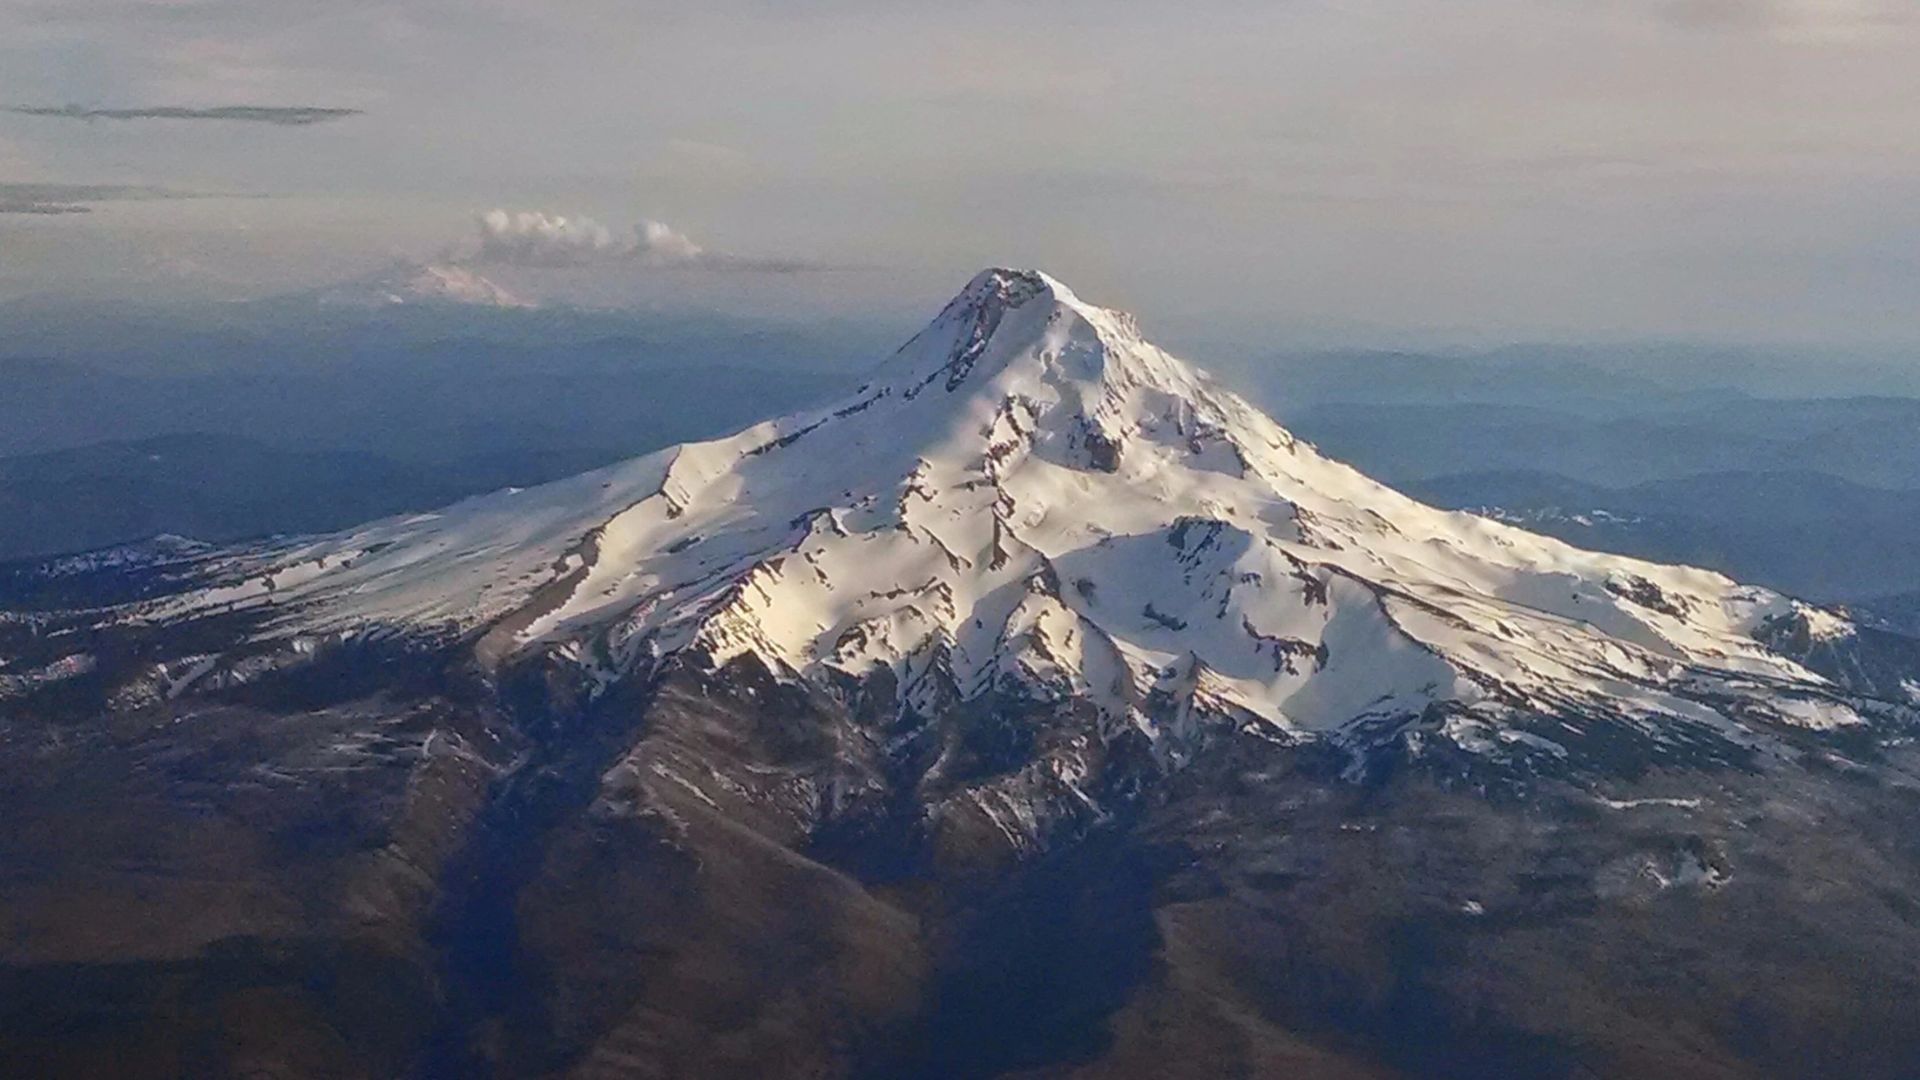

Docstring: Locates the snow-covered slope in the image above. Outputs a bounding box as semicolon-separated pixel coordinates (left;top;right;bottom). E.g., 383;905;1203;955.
124;270;1894;754
312;261;534;310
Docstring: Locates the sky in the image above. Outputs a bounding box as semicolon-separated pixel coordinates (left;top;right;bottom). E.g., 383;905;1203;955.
1;0;1917;345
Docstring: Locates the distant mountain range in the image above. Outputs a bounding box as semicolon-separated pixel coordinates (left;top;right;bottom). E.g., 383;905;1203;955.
1395;469;1920;603
305;260;536;310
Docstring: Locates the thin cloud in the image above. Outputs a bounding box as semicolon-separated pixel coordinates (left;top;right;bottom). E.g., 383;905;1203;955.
1653;0;1913;36
0;182;229;215
0;199;90;214
688;251;835;273
8;104;362;126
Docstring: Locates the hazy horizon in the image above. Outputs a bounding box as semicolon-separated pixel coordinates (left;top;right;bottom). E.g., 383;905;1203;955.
3;0;1918;347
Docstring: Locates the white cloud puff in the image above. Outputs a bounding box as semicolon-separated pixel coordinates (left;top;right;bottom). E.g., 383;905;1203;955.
476;209;626;266
633;219;705;263
472;208;820;272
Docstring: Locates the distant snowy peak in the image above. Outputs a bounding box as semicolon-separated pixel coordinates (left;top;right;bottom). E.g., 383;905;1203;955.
315;261;535;310
123;269;1911;765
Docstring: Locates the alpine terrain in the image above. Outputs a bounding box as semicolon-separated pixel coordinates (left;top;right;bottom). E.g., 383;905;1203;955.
309;260;536;310
5;270;1920;1079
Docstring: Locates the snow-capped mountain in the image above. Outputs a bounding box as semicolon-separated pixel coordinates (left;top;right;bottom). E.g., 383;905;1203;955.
309;260;534;310
117;269;1901;765
9;270;1920;1078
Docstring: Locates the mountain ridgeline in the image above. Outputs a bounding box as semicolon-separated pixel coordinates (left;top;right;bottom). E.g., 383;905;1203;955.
4;270;1920;1079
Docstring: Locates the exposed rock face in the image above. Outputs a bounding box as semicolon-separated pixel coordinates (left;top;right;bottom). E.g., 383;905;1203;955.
5;270;1920;1077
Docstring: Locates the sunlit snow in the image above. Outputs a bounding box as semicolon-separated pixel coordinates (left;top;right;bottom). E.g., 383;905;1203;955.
125;269;1864;745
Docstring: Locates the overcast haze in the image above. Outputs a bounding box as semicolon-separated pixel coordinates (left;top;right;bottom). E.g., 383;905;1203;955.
2;0;1917;344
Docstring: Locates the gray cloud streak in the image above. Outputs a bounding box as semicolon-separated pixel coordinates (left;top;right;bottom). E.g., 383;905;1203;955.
1652;0;1913;33
0;199;89;214
9;104;362;126
0;182;225;215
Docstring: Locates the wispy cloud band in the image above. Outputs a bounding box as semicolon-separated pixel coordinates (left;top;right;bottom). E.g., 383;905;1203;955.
9;104;362;126
0;181;219;215
0;199;90;215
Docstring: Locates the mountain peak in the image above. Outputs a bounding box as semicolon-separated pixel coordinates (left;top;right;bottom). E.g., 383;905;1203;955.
310;260;535;310
874;268;1148;403
15;272;1920;1076
948;267;1093;318
15;290;1920;1080
943;267;1133;340
962;265;1059;301
102;268;1899;779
